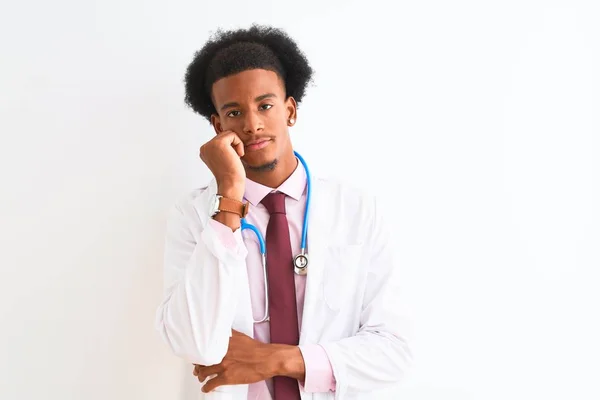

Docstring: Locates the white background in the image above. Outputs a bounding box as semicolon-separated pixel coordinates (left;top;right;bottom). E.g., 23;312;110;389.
1;0;599;399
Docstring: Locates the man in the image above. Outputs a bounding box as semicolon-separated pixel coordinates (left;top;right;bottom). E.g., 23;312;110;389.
155;24;412;399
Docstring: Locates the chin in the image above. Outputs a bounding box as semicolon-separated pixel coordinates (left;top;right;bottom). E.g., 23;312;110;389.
243;154;278;172
243;147;278;169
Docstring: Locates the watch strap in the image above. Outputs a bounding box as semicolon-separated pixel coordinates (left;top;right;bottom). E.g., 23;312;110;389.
216;195;249;218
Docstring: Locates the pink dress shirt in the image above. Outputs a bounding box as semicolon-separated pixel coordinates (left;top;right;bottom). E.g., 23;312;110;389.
209;160;336;399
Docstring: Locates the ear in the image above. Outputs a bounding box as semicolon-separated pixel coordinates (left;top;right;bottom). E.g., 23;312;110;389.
285;96;298;126
210;114;223;135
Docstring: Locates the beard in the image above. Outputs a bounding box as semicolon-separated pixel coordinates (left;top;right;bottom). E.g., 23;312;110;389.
246;158;278;172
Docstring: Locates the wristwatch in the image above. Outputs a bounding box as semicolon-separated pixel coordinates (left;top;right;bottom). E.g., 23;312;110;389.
209;194;249;218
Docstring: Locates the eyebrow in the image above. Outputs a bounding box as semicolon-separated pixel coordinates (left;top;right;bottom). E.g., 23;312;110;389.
220;93;277;111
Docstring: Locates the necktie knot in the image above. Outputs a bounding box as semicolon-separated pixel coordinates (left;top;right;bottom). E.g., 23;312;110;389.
261;192;286;215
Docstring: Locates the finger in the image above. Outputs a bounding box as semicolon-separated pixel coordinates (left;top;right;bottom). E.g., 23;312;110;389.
202;374;228;393
196;364;223;382
228;133;245;158
193;364;204;376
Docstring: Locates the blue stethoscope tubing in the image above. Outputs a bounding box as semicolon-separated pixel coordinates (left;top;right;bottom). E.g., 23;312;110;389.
241;150;311;323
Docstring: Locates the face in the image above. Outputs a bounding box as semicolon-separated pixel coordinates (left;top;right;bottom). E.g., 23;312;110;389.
210;69;297;171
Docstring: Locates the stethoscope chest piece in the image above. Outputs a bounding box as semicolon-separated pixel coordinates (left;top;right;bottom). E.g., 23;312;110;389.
293;253;308;275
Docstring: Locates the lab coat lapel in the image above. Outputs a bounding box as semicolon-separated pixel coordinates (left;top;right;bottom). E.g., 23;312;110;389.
299;177;333;344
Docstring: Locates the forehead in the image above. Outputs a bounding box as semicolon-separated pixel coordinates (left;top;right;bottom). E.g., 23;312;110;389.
211;69;286;106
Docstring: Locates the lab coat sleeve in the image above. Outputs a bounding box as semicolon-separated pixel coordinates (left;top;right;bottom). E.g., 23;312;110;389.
319;196;413;398
154;198;248;366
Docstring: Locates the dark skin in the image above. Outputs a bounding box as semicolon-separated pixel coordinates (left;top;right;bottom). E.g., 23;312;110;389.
210;68;298;189
194;68;306;393
193;330;305;393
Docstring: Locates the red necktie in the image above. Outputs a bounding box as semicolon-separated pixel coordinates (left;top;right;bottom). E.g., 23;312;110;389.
261;192;301;400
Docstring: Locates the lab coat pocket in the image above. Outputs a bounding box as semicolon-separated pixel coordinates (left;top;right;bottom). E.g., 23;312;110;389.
322;244;364;311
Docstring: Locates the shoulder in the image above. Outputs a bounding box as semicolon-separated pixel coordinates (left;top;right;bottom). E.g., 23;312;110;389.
168;183;214;225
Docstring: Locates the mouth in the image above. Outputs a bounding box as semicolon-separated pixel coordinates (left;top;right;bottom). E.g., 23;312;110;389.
245;138;271;152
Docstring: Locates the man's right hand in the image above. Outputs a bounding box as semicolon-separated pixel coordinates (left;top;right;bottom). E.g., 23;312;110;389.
199;130;246;200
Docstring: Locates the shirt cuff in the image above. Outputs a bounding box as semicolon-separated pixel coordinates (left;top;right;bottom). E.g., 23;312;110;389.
298;344;336;393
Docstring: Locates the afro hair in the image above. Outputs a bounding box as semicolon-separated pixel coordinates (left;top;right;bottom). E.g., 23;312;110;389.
184;24;314;121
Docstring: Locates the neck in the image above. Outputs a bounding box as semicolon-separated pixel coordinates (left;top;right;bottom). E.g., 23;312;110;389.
245;152;298;188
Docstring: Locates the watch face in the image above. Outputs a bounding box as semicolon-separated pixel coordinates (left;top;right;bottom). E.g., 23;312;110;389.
210;195;221;216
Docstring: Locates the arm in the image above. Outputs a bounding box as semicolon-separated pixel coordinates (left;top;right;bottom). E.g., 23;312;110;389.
318;196;413;397
154;196;248;366
194;331;307;393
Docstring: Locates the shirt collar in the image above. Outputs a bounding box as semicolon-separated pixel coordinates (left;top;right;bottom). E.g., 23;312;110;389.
244;157;307;206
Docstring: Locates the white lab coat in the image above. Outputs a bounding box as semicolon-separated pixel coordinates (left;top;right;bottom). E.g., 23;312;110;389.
155;173;412;399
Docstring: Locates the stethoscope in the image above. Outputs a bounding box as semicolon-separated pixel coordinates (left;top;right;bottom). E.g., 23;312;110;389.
241;151;311;323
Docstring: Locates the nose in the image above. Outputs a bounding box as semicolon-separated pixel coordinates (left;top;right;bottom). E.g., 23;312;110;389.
242;110;264;135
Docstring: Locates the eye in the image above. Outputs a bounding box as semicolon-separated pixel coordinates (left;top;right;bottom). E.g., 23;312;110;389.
259;104;273;111
226;110;241;118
